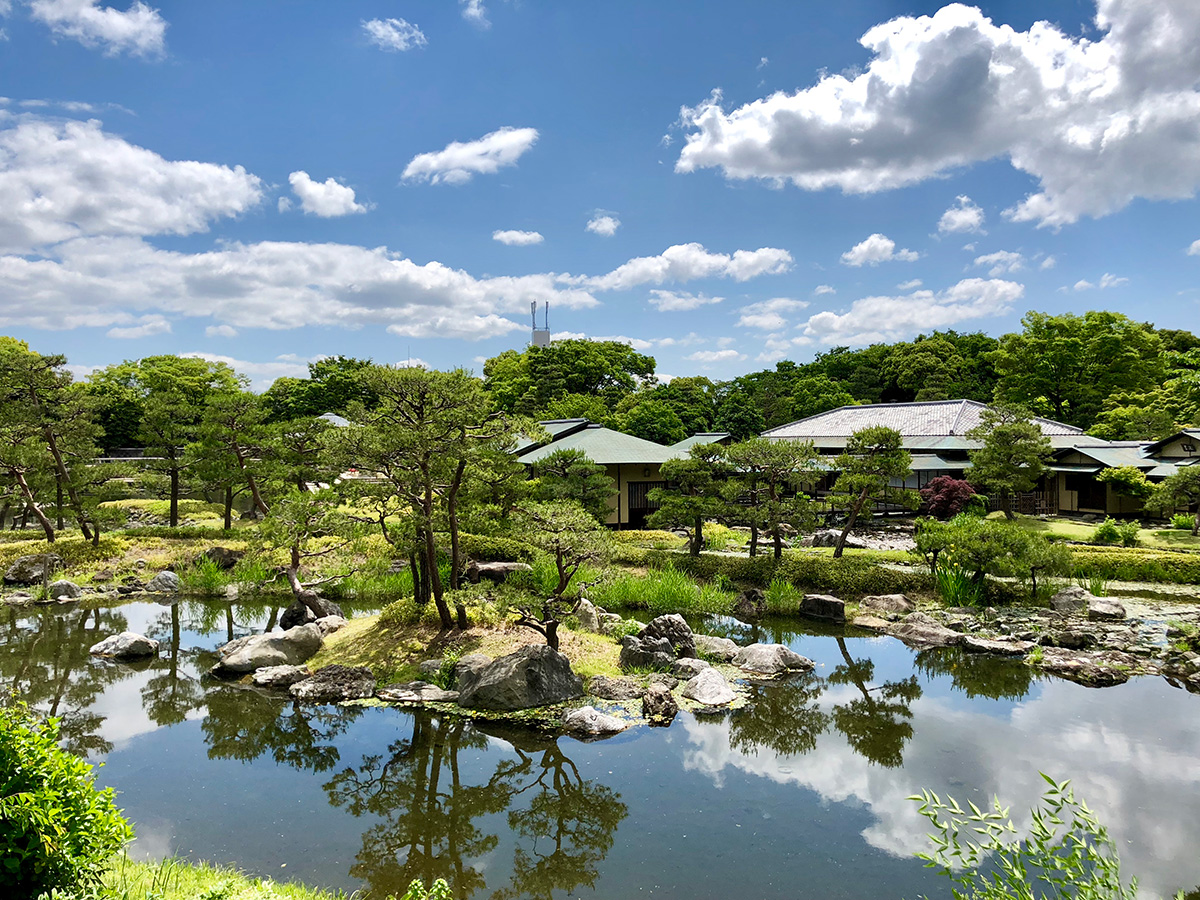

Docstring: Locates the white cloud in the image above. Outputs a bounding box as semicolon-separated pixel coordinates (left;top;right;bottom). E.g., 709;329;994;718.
460;0;489;29
492;229;544;246
586;243;792;291
0;116;262;253
896;279;923;290
402;126;538;185
757;56;769;70
813;284;836;296
1040;255;1057;270
287;171;367;217
585;213;620;236
181;352;309;391
277;197;291;213
840;233;918;267
938;196;985;234
1073;279;1095;291
0;2;10;16
647;289;723;311
1073;272;1129;290
106;314;169;339
737;297;809;331
362;17;426;52
676;1;1200;227
801;277;1024;345
654;332;704;347
1188;240;1200;256
205;324;237;338
973;250;1024;276
553;331;656;351
30;0;166;57
393;357;429;369
686;349;746;363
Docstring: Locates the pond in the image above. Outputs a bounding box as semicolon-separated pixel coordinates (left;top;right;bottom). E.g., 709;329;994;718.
3;596;1200;900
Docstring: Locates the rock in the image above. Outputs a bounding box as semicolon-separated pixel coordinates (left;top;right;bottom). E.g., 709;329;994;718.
733;588;766;619
639;614;696;658
891;612;964;648
852;615;892;632
575;598;601;632
962;636;1033;656
4;554;64;585
732;643;815;675
456;645;583;711
1038;648;1136;688
211;623;323;676
809;529;868;549
201;546;243;570
681;668;736;707
563;706;629;736
619;635;675;671
418;659;444;679
134;559;147;569
694;634;739;661
597;612;625;634
589;675;643;700
290;665;376;703
647;672;679;690
859;594;914;615
252;665;310;689
641;683;679;725
377;681;461;703
315;615;348;636
90;631;159;660
799;593;845;623
4;592;33;606
463;560;533;584
145;571;180;593
46;580;81;600
279;594;344;630
1088;598;1127;622
1041;629;1097;650
671;657;711;678
453;653;492;688
1050;586;1093;615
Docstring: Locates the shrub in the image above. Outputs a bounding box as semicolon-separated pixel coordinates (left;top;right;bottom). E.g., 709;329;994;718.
0;699;134;898
934;563;982;607
612;530;687;550
1116;520;1140;548
1067;545;1200;584
175;554;230;597
1173;513;1194;531
1092;517;1122;544
919;476;978;520
459;532;530;562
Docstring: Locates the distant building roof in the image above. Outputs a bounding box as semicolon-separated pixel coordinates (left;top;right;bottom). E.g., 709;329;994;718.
516;422;680;465
511;419;590;455
670;432;732;452
1061;444;1155;469
1143;429;1200;458
319;413;350;427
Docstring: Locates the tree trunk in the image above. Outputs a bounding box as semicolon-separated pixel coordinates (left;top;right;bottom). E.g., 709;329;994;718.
749;523;758;557
833;487;870;559
12;470;54;542
1192;507;1199;537
423;510;453;629
246;471;269;517
286;544;327;618
545;620;559;651
223;486;234;530
691;515;703;556
40;424;92;541
447;459;466;590
1002;492;1015;520
55;477;63;531
169;465;180;528
773;527;783;560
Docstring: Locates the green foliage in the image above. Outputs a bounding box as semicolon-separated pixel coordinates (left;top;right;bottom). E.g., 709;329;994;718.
1092;517;1141;547
1174;513;1194;530
459;533;530;562
663;549;933;597
590;565;732;615
616;398;687;445
713;388;765;440
830;426;917;556
0;698;134;897
483;339;656;414
914;514;1068;599
934;563;983;607
1147;467;1200;535
175;553;231;596
763;576;803;612
790;374;857;420
530;448;615;522
512;501;611;598
1096;465;1153;500
1076;572;1110;597
967;404;1052;516
911;775;1138;900
648;445;730;555
1066;545;1200;583
399;877;455;900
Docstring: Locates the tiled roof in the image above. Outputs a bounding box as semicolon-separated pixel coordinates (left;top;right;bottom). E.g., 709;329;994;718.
762;400;1083;440
670;432;731;451
516;423;681;465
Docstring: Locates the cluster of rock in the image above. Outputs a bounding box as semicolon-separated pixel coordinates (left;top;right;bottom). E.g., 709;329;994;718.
803;529;916;552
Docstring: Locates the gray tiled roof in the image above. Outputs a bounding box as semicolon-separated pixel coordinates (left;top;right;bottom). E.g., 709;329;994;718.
762;400;1083;441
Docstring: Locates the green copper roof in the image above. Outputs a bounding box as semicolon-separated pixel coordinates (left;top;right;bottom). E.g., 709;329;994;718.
516;423;681;465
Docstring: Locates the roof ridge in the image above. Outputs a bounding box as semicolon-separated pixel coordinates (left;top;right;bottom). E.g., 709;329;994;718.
949;399;972;436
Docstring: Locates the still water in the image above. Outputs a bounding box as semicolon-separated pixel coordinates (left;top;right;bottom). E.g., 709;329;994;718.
3;597;1199;899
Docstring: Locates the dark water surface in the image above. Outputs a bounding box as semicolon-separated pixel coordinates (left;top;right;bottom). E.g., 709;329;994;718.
4;598;1199;899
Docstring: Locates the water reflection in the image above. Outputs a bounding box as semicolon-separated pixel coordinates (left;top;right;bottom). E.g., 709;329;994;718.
913;646;1035;701
828;636;921;768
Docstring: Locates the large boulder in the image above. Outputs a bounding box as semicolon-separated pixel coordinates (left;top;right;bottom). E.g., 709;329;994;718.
4;554;63;585
252;665;311;689
463;560;533;584
1051;586;1093;615
315;615;348;636
799;594;845;623
859;594;914;616
90;631;159;660
279;594;344;630
639;614;697;658
694;634;739;661
145;571;181;593
290;665;376;703
1088;598;1127;622
1038;648;1136;688
732;643;815;675
201;546;244;570
47;580;81;600
562;706;629;736
619;635;675;671
733;588;766;619
642;683;678;725
891;612;964;648
809;529;868;550
211;623;323;676
575;598;601;632
671;657;711;679
681;668;736;707
962;636;1033;656
589;675;643;700
453;653;492;688
456;645;583;711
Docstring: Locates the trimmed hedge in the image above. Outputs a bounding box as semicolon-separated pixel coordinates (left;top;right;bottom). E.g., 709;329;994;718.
1067;546;1200;584
459;532;531;562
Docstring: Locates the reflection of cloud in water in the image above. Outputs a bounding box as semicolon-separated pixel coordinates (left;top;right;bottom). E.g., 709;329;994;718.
682;678;1200;898
85;662;205;754
125;815;174;862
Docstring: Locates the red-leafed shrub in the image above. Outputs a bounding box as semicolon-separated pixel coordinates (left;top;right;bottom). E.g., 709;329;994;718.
920;476;978;519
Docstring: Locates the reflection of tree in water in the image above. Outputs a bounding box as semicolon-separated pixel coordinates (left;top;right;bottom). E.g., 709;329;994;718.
913;647;1033;702
140;603;205;727
728;673;830;757
0;606;133;756
829;637;922;768
324;714;627;900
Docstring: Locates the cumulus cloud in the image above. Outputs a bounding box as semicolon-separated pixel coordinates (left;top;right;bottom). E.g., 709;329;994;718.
676;1;1200;227
840;233;918;267
585;213;620;236
586;242;792;291
0;116;262;253
647;289;723;311
1040;255;1057;270
460;0;489;28
106;314;169;339
813;284;836;296
402;126;538;185
686;348;746;363
287;171;368;217
205;324;237;338
1188;240;1200;256
896;279;923;290
362;17;426;51
736;297;809;331
492;229;544;246
30;0;167;57
974;250;1024;275
1073;272;1129;290
938;195;985;234
181;352;309;391
801;277;1023;345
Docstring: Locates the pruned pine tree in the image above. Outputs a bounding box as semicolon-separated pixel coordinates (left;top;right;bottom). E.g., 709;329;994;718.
830;426;917;558
724;437;820;559
966;404;1052;519
647;444;729;556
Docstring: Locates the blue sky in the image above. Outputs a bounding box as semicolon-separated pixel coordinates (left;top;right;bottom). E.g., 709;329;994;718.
2;0;1198;386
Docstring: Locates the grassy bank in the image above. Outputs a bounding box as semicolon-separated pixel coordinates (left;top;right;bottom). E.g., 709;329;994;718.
101;856;353;900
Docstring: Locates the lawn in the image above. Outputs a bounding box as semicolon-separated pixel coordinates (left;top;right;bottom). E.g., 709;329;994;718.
993;513;1200;551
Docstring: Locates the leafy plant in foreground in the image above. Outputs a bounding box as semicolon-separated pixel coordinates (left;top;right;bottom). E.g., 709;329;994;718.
398;877;455;900
910;775;1137;900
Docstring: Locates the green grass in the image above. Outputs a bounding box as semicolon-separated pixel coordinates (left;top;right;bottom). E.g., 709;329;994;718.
996;513;1200;551
101;856;353;900
591;565;735;615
